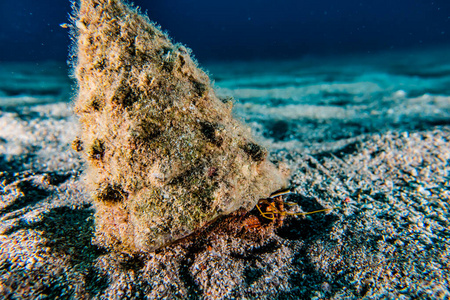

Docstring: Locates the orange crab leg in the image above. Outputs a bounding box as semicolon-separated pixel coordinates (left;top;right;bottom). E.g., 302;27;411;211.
256;204;275;220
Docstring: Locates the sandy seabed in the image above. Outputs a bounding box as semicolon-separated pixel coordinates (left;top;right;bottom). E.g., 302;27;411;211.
1;48;450;299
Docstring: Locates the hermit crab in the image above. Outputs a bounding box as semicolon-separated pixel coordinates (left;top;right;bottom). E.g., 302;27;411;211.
242;188;333;231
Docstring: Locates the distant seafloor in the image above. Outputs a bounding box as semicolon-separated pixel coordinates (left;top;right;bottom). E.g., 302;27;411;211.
1;46;449;299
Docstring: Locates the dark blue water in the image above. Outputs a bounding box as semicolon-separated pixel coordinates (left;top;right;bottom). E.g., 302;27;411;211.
1;0;450;62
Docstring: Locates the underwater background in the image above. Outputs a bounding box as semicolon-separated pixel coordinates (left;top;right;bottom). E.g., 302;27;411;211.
1;0;450;299
1;0;450;62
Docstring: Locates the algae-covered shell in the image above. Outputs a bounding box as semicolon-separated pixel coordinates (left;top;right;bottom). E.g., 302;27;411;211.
73;0;287;252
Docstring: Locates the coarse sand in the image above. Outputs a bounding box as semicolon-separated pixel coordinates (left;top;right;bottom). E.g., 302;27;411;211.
1;48;450;299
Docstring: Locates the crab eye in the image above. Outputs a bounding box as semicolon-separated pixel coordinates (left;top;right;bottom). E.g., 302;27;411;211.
269;187;293;198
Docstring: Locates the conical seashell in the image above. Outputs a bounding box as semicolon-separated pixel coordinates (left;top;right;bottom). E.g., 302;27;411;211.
73;0;287;252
